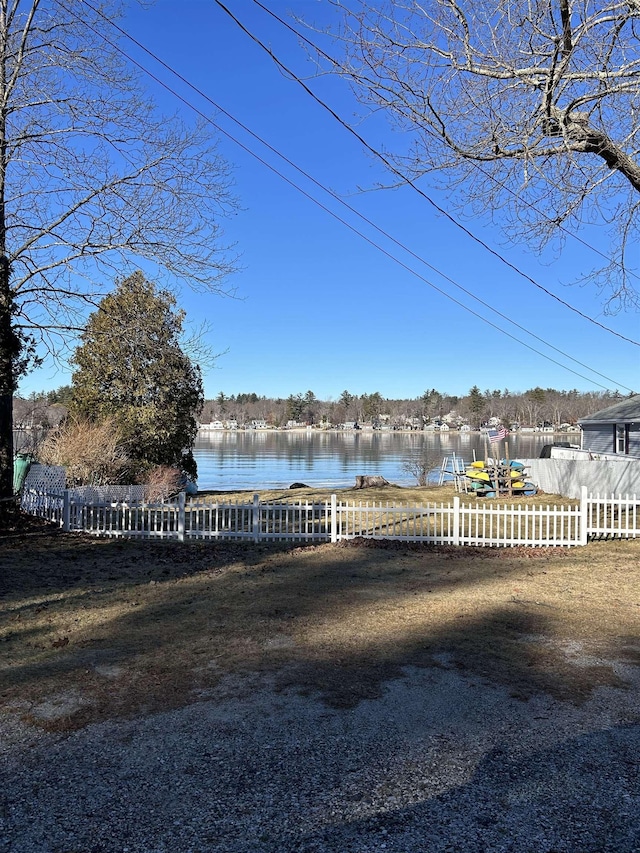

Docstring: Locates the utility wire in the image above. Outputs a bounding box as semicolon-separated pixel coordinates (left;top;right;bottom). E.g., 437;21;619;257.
219;0;640;350
73;0;634;391
76;0;634;393
251;0;640;287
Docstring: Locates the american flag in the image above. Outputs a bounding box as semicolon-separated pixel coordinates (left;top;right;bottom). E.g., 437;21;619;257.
488;426;507;443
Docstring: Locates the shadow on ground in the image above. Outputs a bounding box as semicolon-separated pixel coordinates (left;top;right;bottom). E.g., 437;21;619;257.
295;722;640;853
1;530;637;729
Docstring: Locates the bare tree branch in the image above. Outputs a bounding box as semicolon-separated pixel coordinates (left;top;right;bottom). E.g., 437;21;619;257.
323;0;640;310
0;0;240;499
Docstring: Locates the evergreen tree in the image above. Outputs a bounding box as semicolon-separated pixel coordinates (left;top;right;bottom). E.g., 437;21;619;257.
71;272;203;479
287;393;305;421
0;0;236;500
467;385;486;428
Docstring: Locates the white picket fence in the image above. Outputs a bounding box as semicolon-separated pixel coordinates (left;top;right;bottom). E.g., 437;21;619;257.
586;492;640;539
20;487;640;547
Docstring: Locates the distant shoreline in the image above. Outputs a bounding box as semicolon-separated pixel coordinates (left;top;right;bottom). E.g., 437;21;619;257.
197;426;580;436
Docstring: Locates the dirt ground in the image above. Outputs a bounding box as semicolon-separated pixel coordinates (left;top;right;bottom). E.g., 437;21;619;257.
1;511;639;732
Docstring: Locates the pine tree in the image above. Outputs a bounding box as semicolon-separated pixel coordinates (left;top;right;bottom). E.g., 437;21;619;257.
0;0;236;500
71;273;204;479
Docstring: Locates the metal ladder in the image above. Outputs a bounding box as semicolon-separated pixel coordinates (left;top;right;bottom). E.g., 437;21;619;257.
438;453;468;489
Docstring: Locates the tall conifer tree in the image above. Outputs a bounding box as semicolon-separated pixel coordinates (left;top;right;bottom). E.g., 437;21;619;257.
71;273;204;479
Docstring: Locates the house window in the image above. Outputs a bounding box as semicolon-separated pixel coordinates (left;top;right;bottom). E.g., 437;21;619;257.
616;424;627;454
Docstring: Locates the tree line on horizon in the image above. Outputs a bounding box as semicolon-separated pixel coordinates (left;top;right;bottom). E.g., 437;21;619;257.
199;386;631;428
17;385;629;434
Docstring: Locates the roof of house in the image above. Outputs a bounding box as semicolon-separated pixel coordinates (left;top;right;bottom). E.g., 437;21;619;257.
579;394;640;424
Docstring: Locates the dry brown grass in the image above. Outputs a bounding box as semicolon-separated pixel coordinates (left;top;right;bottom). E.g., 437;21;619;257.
1;501;638;732
197;482;578;508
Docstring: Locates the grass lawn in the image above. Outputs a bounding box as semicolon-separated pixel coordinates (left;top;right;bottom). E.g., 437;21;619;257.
1;484;638;732
194;483;579;507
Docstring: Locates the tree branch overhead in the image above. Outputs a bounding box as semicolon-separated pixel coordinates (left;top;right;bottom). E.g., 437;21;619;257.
327;0;640;309
0;0;239;500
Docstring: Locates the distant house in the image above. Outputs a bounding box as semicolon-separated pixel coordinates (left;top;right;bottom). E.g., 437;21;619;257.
579;395;640;457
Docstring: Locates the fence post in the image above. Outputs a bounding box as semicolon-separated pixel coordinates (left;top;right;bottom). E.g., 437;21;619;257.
331;494;337;543
178;491;186;542
62;489;70;531
453;495;460;546
253;493;260;543
579;485;588;546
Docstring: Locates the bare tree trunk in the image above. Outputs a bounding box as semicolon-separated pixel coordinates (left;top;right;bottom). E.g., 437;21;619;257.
0;259;13;502
0;1;241;499
0;3;12;504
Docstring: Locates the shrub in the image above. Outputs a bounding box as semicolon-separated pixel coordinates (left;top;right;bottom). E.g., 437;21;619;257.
38;417;132;486
401;450;442;487
143;466;184;501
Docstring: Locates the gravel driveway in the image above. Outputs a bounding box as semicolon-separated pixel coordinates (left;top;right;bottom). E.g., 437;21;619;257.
2;663;640;853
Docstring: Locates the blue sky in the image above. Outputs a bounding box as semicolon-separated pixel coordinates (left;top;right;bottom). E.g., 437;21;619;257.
18;0;640;401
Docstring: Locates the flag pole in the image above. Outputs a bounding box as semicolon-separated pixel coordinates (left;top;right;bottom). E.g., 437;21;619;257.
484;431;498;497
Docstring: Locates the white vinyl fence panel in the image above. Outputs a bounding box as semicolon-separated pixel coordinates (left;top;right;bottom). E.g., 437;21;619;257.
520;458;640;500
20;471;147;527
334;501;455;543
459;501;583;547
20;465;66;524
186;496;331;542
20;487;65;525
186;496;255;541
586;493;640;539
70;485;146;504
334;499;585;547
68;495;183;540
19;487;640;545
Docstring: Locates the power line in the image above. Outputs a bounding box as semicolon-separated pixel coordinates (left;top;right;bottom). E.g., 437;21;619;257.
77;0;635;393
75;0;635;391
251;0;640;288
72;0;634;391
221;0;640;349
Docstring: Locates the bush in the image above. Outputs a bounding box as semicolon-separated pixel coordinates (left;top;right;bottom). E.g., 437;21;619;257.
143;466;184;501
401;450;441;487
38;418;132;486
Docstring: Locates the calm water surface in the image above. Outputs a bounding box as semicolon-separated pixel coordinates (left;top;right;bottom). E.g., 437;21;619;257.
193;430;565;492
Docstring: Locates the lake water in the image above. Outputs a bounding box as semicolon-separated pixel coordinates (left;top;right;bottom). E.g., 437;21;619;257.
193;430;568;492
